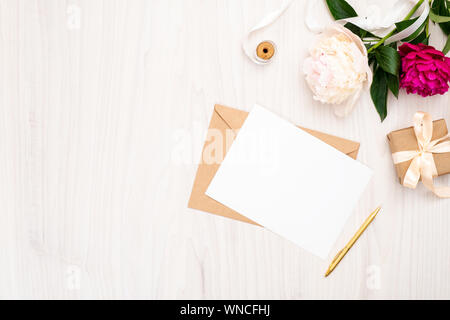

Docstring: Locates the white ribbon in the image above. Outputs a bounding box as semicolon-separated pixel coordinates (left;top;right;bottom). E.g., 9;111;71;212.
385;0;430;45
242;0;294;65
244;0;431;65
244;0;429;65
305;0;429;44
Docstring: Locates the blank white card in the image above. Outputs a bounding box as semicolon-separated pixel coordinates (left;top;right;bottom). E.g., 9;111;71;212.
206;105;372;259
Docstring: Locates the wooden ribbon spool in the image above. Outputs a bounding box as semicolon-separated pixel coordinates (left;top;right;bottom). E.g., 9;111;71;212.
256;41;276;63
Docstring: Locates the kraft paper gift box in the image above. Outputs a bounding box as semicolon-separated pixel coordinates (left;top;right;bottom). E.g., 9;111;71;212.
387;118;450;185
188;104;361;225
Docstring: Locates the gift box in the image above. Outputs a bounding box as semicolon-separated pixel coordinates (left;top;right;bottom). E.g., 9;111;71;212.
387;118;450;185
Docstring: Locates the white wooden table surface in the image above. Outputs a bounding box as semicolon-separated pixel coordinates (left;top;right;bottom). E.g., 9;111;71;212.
1;0;449;300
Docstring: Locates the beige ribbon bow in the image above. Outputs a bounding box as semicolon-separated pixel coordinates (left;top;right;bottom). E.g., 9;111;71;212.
392;112;450;198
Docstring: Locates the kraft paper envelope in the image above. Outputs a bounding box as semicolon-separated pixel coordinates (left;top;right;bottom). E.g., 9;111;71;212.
206;105;372;259
188;104;361;226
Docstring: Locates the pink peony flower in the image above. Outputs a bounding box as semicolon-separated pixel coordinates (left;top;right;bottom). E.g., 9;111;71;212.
399;43;450;97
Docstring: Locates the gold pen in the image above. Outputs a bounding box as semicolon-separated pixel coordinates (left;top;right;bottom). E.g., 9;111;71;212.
325;206;381;277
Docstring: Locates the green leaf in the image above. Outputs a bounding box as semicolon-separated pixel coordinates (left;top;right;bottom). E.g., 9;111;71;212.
395;17;419;31
326;0;358;20
430;11;450;23
402;20;427;42
368;54;377;67
375;46;400;76
344;22;379;39
370;67;389;122
432;0;450;35
388;42;398;50
410;28;429;45
444;34;450;55
386;73;399;99
394;17;427;43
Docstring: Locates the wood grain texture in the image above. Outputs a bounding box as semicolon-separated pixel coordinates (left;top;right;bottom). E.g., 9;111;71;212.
0;0;449;299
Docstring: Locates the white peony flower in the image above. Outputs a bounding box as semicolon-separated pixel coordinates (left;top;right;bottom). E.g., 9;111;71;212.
303;24;372;117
